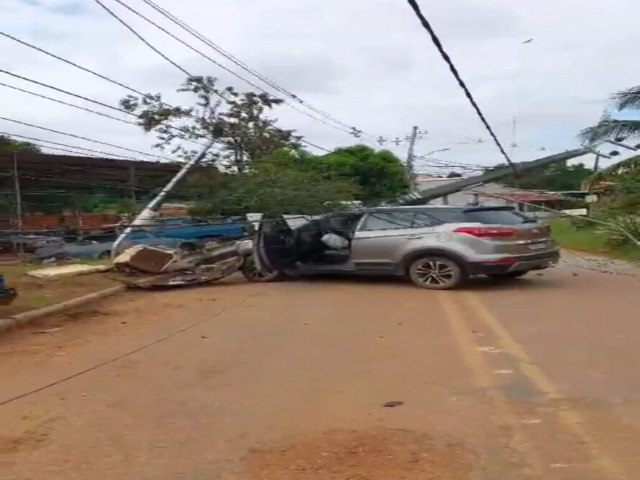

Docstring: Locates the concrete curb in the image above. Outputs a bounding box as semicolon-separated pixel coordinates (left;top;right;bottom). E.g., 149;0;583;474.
0;285;126;334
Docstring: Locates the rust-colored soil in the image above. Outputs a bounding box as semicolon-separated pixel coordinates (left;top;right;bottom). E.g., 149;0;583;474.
240;429;472;480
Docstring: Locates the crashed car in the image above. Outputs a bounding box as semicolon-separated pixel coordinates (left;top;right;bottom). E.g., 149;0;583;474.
248;205;559;290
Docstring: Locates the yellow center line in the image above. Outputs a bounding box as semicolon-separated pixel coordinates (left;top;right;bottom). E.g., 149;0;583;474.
437;291;542;477
464;291;627;480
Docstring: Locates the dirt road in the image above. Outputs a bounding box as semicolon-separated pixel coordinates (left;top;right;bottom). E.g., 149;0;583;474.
1;260;639;479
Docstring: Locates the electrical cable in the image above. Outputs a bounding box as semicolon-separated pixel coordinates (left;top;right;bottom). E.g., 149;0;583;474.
405;0;517;172
93;0;334;153
0;131;147;162
0;73;212;149
138;0;362;135
0;31;323;153
0;116;173;162
0;293;263;406
106;0;355;136
0;78;136;126
91;1;333;152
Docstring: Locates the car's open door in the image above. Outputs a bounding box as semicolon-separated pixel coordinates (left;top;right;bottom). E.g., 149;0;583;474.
254;214;299;272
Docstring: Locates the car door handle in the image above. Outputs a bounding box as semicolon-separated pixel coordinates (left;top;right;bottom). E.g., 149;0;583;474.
405;235;423;240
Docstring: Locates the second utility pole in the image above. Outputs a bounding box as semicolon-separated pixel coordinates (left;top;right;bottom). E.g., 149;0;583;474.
406;125;419;188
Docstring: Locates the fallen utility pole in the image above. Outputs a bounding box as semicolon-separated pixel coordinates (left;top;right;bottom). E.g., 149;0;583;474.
395;148;592;206
110;140;215;259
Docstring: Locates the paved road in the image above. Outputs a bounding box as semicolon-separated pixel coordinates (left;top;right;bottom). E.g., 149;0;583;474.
1;260;639;479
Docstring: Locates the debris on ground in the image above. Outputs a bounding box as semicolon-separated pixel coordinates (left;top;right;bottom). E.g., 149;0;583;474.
113;240;252;289
383;401;404;408
27;264;111;279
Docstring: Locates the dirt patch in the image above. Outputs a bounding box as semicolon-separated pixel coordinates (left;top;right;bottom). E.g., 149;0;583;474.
239;429;473;480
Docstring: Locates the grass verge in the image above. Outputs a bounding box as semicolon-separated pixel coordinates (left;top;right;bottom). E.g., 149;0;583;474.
0;260;118;316
547;218;640;262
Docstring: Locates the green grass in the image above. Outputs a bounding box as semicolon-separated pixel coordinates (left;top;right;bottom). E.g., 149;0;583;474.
547;218;640;262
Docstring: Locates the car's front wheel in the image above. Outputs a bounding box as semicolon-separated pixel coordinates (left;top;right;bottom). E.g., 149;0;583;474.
241;256;283;283
408;256;465;290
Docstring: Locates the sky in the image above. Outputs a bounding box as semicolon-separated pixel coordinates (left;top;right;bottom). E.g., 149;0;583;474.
2;0;640;174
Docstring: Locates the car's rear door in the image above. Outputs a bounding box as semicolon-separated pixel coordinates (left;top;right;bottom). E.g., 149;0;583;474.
350;210;439;269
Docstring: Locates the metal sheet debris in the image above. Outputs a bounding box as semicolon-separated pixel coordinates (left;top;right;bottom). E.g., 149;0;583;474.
114;241;252;289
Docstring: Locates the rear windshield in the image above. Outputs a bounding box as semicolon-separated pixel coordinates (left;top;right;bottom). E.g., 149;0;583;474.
428;208;533;225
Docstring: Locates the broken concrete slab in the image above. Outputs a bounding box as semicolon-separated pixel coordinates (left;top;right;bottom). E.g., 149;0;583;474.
27;264;111;279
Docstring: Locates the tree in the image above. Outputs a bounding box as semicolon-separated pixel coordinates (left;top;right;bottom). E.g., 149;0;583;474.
0;135;40;154
580;85;640;144
120;76;300;172
189;161;359;216
311;145;409;203
487;161;592;191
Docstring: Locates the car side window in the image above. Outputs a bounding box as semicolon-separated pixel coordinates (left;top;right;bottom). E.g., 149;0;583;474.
360;212;415;231
412;211;441;228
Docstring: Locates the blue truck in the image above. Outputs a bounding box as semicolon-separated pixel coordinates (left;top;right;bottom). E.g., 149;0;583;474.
146;217;248;243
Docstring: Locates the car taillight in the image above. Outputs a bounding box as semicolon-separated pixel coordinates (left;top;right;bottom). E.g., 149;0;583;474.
453;226;517;238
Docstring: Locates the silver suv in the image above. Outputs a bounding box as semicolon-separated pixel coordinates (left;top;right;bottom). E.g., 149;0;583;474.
249;205;559;289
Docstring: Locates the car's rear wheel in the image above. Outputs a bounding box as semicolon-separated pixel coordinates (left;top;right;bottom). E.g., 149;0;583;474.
408;256;465;290
487;271;528;280
98;250;111;260
241;256;283;282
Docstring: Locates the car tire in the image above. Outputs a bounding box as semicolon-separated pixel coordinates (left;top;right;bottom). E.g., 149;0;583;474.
487;271;528;280
408;256;466;290
241;256;283;283
98;250;111;260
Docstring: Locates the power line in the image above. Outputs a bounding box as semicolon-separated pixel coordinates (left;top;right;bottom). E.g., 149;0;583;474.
0;72;211;149
0;131;147;162
137;0;359;135
0;116;173;162
92;1;333;153
106;0;353;136
404;0;517;172
0;78;136;126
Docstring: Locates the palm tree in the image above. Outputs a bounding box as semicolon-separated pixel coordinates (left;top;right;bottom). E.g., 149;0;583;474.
583;153;640;190
580;85;640;144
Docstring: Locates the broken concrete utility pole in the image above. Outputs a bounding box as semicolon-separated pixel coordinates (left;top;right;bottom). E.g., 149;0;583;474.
110;140;216;259
396;148;592;206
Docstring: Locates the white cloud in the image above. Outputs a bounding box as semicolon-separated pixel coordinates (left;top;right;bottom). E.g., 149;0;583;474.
1;0;640;172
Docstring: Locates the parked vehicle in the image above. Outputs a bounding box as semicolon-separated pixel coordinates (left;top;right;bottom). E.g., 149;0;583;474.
248;205;559;290
146;219;248;243
0;274;17;305
34;231;191;260
0;234;64;253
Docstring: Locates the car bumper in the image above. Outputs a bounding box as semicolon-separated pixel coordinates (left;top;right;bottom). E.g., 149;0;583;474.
467;250;560;275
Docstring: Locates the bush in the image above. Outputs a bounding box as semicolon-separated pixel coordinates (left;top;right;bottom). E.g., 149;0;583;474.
600;215;640;247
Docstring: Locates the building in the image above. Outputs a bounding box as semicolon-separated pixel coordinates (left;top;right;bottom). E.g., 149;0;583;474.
414;176;564;213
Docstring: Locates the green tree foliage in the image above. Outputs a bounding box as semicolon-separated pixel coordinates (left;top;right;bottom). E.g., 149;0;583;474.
488;161;593;191
312;145;409;203
0;135;40;154
580;85;640;144
120;76;299;172
188;160;358;216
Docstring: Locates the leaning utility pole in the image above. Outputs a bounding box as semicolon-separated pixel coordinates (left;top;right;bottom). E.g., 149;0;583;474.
12;151;24;256
110;140;216;259
405;126;419;186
